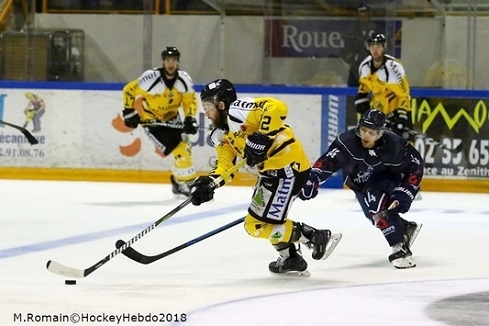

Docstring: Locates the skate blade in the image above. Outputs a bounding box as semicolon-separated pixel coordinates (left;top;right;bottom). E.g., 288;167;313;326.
392;256;416;269
394;264;417;269
270;269;311;277
319;233;342;260
392;257;416;269
409;224;422;249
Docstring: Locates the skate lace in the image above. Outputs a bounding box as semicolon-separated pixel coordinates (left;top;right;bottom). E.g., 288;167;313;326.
305;231;330;251
274;256;285;267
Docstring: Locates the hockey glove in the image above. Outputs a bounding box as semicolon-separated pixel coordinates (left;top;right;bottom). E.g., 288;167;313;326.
389;187;415;214
122;108;140;129
299;169;321;200
190;176;215;206
387;109;415;141
183;116;199;135
244;132;272;167
354;93;370;115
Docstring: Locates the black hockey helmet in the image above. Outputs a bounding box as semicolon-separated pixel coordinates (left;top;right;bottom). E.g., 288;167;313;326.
161;46;180;60
358;109;386;130
368;33;386;45
357;3;370;11
200;79;237;109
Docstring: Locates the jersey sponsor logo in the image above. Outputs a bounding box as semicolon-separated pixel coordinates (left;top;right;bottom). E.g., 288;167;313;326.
284;165;294;178
233;99;267;109
326;148;340;158
393;186;414;200
353;170;371;184
270;225;286;242
138;70;159;85
269;178;292;219
251;188;266;209
382;225;396;236
389;61;407;93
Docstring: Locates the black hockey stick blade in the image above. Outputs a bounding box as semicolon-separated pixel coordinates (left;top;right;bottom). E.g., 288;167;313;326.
0;120;38;144
453;142;464;153
140;119;211;131
116;216;245;265
46;160;247;278
404;128;463;154
46;197;193;278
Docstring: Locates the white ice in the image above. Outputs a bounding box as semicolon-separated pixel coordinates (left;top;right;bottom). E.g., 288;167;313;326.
1;179;488;326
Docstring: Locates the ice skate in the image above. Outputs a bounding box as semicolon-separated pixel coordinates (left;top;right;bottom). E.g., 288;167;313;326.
170;175;191;198
389;242;416;269
269;244;311;277
301;224;342;260
404;221;422;249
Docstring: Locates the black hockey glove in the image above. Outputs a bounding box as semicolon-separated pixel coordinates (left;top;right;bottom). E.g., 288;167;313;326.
389;187;415;214
190;176;215;206
299;169;321;200
354;93;370;115
387;109;415;141
244;132;272;167
122;108;140;129
183;116;198;135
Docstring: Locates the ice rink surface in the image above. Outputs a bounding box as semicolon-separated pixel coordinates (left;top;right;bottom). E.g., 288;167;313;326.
1;179;488;326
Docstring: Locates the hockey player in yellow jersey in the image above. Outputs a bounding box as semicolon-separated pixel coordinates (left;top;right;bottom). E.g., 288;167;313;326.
190;79;342;276
354;33;415;142
122;47;198;197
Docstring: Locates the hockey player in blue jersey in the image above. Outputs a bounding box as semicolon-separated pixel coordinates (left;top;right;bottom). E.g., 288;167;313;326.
300;109;423;269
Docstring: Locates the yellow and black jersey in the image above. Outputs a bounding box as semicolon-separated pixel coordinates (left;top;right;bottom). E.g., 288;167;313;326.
210;97;310;184
122;68;197;122
357;54;411;115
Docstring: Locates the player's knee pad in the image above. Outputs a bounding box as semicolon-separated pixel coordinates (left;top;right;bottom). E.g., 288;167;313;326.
380;215;406;246
171;141;196;181
243;214;294;244
364;188;406;246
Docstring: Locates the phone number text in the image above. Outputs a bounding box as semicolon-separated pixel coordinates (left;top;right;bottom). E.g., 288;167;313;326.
0;148;45;157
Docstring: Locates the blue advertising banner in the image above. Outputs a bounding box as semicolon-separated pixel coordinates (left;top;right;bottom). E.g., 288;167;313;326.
320;93;347;188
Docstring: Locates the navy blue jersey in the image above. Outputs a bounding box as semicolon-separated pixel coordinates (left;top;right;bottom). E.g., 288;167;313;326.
313;128;423;192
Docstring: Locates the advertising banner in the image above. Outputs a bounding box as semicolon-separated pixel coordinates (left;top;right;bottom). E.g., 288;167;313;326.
411;97;489;179
0;83;487;191
0;88;323;174
265;18;402;58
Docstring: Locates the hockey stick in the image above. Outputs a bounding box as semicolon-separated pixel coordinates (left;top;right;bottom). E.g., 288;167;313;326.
0;120;39;145
403;128;463;153
140;119;184;129
46;159;247;278
372;200;399;225
140;119;212;131
115;216;245;265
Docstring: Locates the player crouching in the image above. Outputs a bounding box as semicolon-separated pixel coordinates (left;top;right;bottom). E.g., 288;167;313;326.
300;109;423;269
